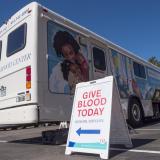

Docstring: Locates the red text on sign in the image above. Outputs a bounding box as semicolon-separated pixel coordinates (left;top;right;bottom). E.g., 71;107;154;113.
76;89;107;117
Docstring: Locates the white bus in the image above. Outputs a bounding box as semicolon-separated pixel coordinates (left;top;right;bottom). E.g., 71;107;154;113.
0;2;160;127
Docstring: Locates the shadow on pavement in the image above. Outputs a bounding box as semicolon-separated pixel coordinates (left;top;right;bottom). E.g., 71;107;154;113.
9;137;43;145
8;137;156;159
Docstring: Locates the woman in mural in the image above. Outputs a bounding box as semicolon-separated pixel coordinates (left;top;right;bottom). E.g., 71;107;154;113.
61;60;84;94
49;30;89;94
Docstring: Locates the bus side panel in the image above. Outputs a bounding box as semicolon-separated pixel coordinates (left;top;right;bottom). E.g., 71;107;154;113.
37;14;89;121
110;49;130;99
109;49;131;118
131;65;155;117
147;67;160;99
109;49;154;118
41;93;73;121
0;3;39;125
0;67;38;124
0;105;38;124
0;67;27;108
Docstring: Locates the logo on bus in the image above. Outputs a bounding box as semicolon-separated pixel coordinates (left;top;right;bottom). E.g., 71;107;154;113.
0;86;6;97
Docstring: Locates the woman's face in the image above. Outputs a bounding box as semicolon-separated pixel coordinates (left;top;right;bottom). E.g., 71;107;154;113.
61;44;76;61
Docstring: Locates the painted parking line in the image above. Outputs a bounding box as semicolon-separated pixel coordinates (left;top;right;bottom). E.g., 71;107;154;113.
110;148;160;154
136;129;160;131
0;140;8;143
60;144;160;155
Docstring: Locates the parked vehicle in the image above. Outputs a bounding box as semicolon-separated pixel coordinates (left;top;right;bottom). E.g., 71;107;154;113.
0;2;160;127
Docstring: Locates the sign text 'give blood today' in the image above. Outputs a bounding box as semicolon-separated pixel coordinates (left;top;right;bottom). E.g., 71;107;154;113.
77;89;107;117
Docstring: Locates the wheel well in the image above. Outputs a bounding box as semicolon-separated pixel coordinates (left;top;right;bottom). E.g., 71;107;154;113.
128;96;144;118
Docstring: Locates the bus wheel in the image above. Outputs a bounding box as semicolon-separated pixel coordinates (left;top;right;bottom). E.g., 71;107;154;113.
128;99;143;128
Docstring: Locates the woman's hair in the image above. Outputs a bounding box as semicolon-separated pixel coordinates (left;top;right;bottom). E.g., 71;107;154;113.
61;60;72;81
53;31;80;57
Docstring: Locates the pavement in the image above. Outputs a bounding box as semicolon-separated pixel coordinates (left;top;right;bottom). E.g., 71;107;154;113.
0;121;160;160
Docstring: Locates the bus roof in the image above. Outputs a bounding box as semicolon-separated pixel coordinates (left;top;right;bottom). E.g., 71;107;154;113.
0;2;35;38
39;3;160;73
1;1;160;73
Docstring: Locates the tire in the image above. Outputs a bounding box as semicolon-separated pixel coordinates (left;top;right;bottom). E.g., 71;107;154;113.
128;98;143;128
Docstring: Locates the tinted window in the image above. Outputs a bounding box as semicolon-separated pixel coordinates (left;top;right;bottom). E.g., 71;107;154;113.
7;23;27;57
133;61;146;79
0;41;2;60
93;47;106;71
139;64;146;78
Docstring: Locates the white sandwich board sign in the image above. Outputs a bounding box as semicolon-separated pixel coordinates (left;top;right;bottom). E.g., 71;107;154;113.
65;76;132;159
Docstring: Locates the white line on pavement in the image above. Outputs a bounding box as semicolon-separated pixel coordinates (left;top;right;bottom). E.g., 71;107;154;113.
110;148;160;154
61;144;160;154
136;129;160;131
0;140;8;143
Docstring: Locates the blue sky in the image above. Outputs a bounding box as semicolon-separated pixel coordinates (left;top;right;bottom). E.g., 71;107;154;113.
0;0;160;61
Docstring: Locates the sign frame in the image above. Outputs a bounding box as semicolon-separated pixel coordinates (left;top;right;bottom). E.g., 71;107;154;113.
65;76;132;159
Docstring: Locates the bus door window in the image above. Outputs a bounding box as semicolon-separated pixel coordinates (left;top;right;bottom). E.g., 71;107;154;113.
132;61;147;99
92;46;107;79
133;62;146;79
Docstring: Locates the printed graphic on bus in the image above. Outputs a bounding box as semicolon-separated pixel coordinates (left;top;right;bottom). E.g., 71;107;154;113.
110;49;160;100
47;21;89;94
110;49;130;98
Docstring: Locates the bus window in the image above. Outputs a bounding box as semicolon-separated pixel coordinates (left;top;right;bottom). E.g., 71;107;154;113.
93;47;106;71
0;41;2;60
133;61;146;79
7;23;27;57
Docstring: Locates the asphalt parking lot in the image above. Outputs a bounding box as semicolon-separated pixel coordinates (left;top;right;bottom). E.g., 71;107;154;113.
0;121;160;160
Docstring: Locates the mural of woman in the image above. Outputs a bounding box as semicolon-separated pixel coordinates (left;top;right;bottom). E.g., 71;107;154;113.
61;60;84;94
49;31;89;94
